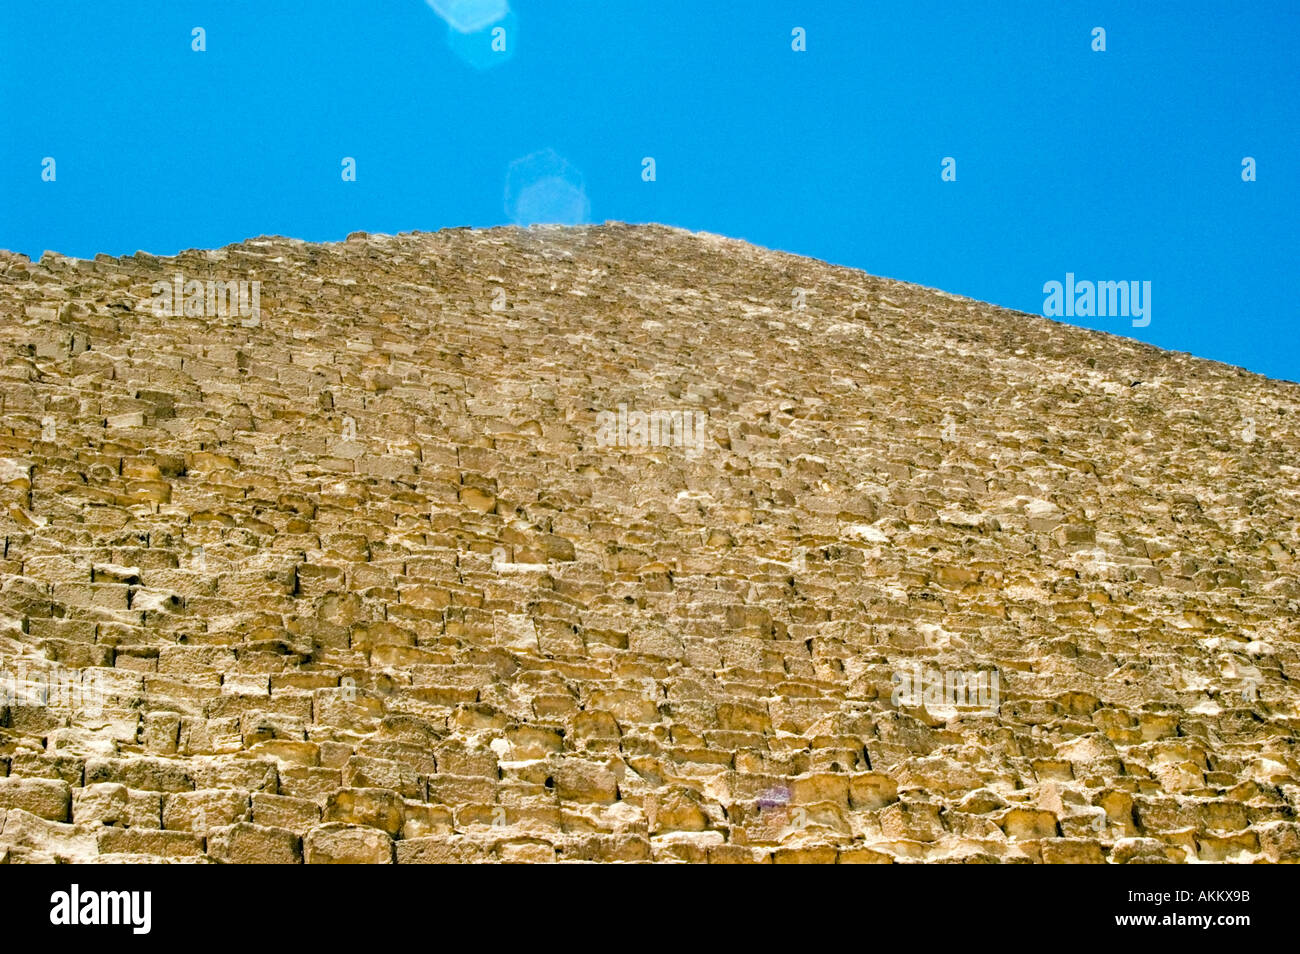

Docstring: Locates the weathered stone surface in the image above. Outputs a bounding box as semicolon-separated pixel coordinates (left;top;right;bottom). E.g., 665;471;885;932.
304;823;393;864
250;793;321;833
0;778;71;822
72;784;162;829
162;789;251;833
207;822;302;864
395;835;491;864
0;224;1297;864
96;827;204;859
324;788;405;836
0;809;100;863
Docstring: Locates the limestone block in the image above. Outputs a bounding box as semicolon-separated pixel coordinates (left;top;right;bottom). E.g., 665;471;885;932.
324;787;405;836
304;823;393;864
207;822;302;864
162;789;251;832
0;777;71;822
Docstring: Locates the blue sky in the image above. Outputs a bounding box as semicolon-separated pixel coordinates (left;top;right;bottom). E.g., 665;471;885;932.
2;1;1297;380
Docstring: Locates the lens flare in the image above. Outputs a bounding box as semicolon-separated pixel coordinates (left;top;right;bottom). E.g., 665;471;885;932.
424;0;507;34
505;149;590;226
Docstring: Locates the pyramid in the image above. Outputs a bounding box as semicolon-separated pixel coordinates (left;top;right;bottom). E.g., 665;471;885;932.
0;224;1296;863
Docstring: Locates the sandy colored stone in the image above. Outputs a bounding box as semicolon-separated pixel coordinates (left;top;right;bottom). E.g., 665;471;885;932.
304;823;393;864
0;778;71;822
0;224;1296;864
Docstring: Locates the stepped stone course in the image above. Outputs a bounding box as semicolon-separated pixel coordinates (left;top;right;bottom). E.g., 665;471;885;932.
0;223;1297;863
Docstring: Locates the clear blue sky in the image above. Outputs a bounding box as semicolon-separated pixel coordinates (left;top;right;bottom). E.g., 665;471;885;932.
2;1;1297;380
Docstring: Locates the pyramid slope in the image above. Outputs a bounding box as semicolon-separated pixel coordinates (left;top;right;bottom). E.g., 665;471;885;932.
0;224;1296;863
